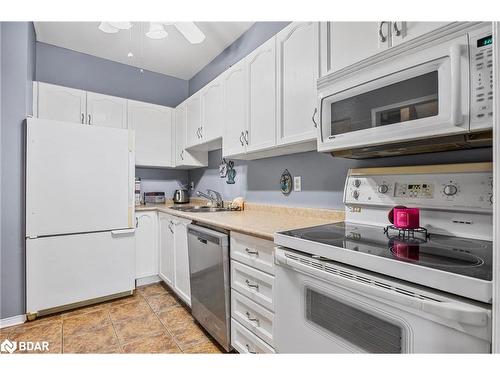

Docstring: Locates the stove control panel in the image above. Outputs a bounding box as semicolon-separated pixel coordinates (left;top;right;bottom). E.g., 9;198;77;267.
345;166;493;212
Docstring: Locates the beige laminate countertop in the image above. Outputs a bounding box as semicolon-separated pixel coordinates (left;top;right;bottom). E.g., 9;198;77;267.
136;202;344;241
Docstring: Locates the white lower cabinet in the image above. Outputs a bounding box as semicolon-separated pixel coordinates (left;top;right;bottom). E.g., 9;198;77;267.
173;218;191;305
135;211;158;280
230;232;276;353
231;290;274;346
231;319;275;354
157;212;191;306
158;213;175;286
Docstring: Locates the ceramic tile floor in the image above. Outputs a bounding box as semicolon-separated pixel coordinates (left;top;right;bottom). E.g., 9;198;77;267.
0;282;224;354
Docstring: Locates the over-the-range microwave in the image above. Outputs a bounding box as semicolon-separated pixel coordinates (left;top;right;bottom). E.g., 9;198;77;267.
317;23;493;159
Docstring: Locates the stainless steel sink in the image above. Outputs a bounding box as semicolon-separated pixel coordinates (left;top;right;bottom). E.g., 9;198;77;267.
169;205;231;213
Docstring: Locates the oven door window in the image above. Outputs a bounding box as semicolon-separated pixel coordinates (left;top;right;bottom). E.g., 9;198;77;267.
305;287;403;353
330;71;439;136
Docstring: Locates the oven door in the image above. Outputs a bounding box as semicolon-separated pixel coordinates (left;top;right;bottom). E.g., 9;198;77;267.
318;34;470;153
274;248;491;353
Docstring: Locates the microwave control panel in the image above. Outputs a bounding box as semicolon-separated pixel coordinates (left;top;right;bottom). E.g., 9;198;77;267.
470;27;493;129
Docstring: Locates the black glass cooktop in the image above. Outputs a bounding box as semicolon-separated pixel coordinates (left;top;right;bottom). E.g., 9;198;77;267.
279;222;492;281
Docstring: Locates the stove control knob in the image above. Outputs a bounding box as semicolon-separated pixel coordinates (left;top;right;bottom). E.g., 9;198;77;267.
443;184;458;196
377;184;389;194
352;190;360;199
352;179;361;188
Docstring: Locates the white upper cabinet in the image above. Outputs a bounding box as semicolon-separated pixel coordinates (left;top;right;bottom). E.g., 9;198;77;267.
276;22;319;145
320;22;451;77
174;102;208;168
186;93;202;148
86;92;127;128
127;100;173;168
246;37;277;153
36;82;87;124
201;78;224;141
223;62;247;158
391;22;450;46
320;22;390;76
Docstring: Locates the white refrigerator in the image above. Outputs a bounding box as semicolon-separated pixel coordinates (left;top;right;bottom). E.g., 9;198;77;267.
26;118;136;316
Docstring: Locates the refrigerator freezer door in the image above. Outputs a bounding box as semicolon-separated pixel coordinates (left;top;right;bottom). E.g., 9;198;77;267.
26;230;135;313
26;118;134;237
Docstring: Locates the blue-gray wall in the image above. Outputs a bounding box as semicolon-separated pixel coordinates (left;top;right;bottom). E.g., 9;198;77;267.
136;168;189;199
1;22;36;320
36;42;189;107
189;148;493;209
189;22;290;95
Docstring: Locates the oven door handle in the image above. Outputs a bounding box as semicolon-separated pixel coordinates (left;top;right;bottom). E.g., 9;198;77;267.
449;43;464;126
275;249;490;326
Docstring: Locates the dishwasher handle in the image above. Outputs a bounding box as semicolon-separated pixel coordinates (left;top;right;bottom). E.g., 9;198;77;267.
275;248;490;327
187;224;229;247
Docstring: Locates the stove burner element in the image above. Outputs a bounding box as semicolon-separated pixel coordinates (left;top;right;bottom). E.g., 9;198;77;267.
300;230;345;241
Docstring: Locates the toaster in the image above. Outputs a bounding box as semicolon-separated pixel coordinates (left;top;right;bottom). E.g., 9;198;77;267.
144;192;166;204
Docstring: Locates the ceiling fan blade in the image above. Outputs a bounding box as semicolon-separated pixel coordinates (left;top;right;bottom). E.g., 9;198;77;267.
174;22;206;44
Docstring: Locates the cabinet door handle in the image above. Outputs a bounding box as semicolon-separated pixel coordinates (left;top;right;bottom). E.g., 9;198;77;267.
168;221;174;233
81;113;84;124
244;130;249;145
239;132;244;146
378;21;388;43
393;21;402;37
245;279;259;290
196;128;200;138
245;248;259;255
312;107;318;128
245;344;257;354
180;150;184;160
199;126;203;138
245;311;260;324
88;114;92;125
135;217;138;228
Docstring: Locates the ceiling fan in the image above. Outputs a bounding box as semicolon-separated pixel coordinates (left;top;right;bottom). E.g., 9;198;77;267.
98;22;206;44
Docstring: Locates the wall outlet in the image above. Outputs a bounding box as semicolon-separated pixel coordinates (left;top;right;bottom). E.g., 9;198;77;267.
294;176;302;192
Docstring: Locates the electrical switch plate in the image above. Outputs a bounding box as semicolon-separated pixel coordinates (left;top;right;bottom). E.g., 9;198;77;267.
294;176;302;192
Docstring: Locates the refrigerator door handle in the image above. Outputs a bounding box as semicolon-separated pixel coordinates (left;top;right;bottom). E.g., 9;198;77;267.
111;229;136;236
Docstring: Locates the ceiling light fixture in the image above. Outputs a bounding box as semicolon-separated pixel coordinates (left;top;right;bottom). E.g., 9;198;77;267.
145;22;168;39
97;21;206;45
98;22;119;34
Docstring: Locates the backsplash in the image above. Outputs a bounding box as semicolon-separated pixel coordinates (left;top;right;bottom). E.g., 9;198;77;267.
135;168;189;200
188;148;493;209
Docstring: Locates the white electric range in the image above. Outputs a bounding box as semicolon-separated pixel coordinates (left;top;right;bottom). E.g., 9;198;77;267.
273;162;493;353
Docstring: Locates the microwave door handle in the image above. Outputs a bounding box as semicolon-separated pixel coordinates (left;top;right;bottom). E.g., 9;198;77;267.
449;43;464;126
275;249;489;326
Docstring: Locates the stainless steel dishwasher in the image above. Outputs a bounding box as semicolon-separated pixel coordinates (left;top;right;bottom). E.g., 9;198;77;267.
187;223;231;352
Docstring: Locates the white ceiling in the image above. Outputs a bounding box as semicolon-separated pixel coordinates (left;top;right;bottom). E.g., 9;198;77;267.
34;22;254;80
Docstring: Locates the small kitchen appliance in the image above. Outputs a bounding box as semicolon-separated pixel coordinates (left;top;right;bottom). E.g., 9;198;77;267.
274;162;493;353
144;192;166;204
173;189;189;204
